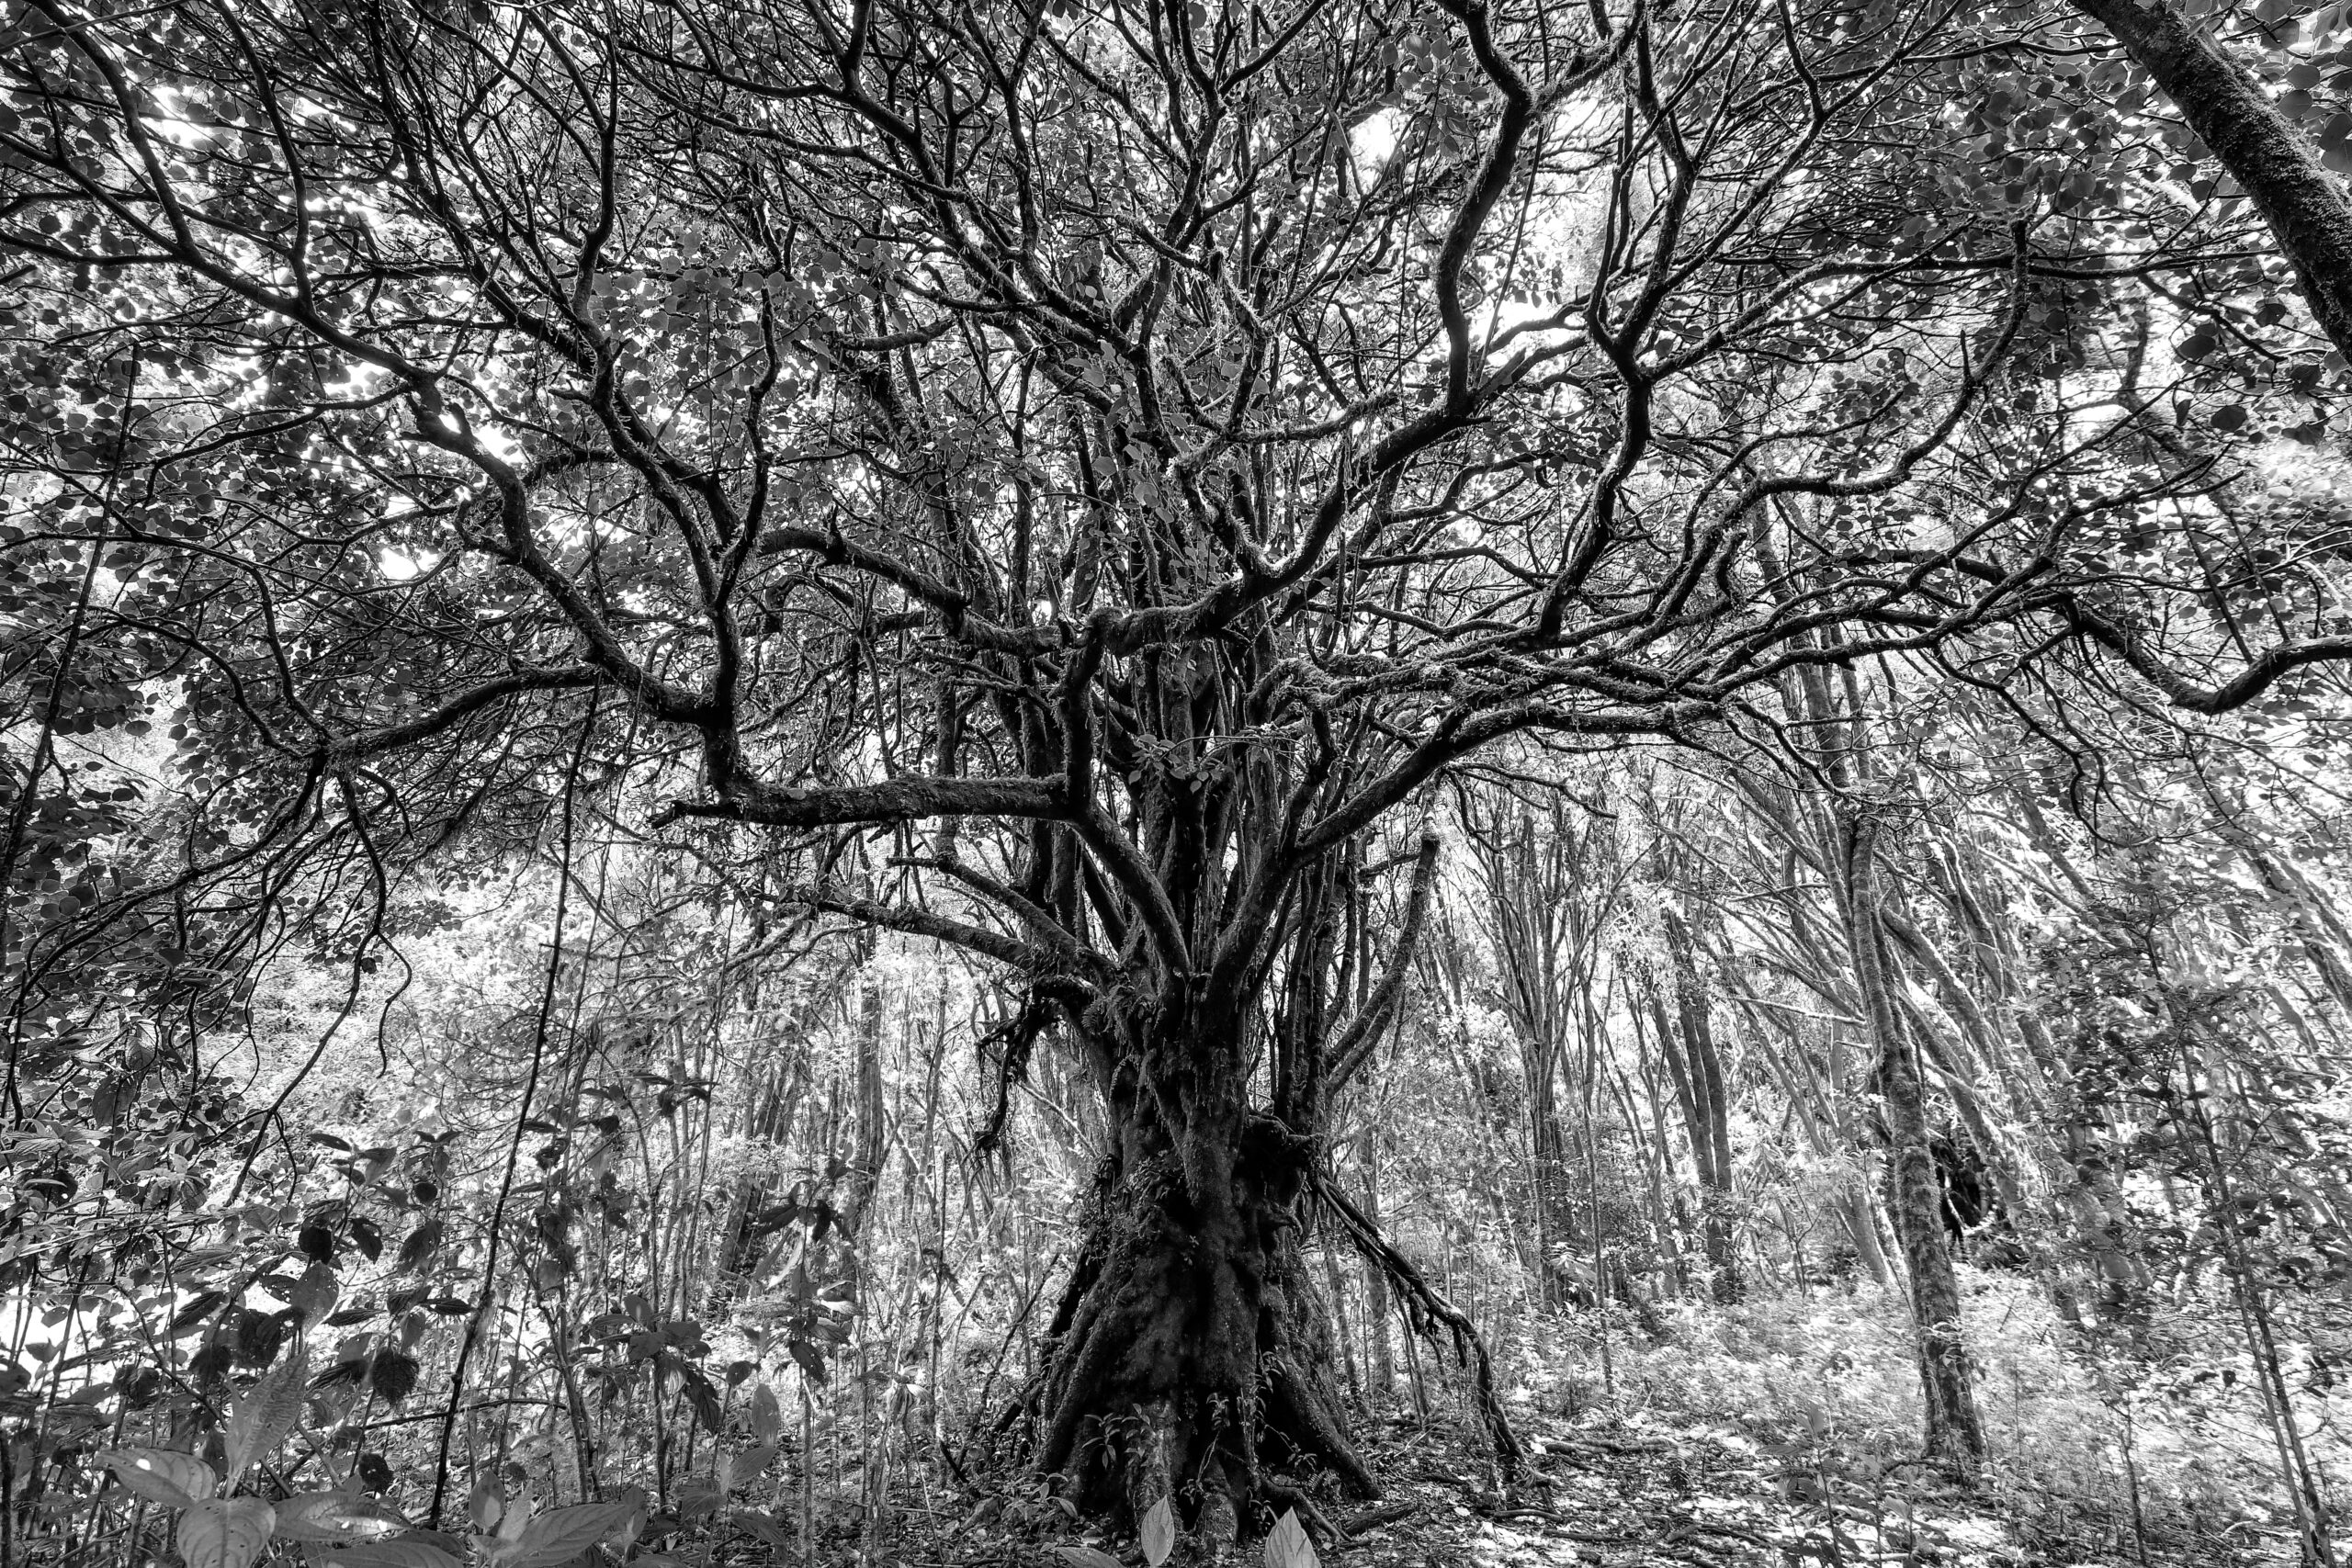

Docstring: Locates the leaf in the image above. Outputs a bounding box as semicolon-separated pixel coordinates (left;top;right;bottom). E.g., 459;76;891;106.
232;1308;286;1368
225;1350;309;1485
168;1292;230;1337
731;1442;778;1483
271;1492;406;1544
679;1367;722;1431
177;1497;275;1568
494;1493;535;1543
1263;1507;1318;1568
291;1262;340;1325
319;1543;462;1568
397;1219;443;1273
365;1348;421;1404
734;1511;790;1549
747;1381;782;1441
103;1448;216;1509
1142;1496;1176;1567
609;1488;650;1552
503;1502;637;1568
1054;1551;1123;1568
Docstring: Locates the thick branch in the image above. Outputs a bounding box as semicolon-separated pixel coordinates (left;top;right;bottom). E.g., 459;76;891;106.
2061;603;2352;714
658;775;1066;827
779;880;1100;999
1838;548;2352;713
322;666;605;763
2068;0;2352;360
899;852;1117;983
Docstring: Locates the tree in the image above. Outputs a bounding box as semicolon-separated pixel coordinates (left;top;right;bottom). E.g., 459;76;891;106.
1842;806;1987;1466
10;0;2352;1536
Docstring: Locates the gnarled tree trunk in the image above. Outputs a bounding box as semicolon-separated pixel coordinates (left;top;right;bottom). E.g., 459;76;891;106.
1014;829;1512;1542
1029;1044;1374;1541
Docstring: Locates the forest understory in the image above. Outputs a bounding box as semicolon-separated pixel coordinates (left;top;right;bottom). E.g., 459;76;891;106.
10;789;2346;1568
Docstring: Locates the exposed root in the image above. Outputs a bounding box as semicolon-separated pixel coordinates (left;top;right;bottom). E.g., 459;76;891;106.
1314;1168;1525;1481
1259;1476;1349;1547
1263;1354;1378;1497
1037;1292;1131;1477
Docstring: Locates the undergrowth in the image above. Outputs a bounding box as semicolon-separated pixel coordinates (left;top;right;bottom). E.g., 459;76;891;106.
1506;1271;2329;1563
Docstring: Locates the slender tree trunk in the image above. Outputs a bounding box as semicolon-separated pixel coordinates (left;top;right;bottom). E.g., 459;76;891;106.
1645;931;1740;1303
2165;1010;2337;1567
840;970;888;1249
1626;1000;1691;1297
1844;1184;1894;1289
1319;1241;1362;1408
1362;1149;1396;1403
1527;1088;1582;1305
1841;811;1986;1472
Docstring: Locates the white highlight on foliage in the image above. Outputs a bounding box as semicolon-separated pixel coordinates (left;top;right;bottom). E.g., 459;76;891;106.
379;549;439;581
1350;108;1401;179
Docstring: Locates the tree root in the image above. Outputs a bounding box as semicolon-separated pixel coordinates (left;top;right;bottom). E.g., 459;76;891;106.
1259;1475;1349;1547
1010;1152;1395;1534
1314;1168;1525;1481
1262;1354;1379;1497
1344;1502;1419;1533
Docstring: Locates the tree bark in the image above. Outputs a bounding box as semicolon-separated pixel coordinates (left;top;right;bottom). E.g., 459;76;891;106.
1361;1153;1396;1403
1645;931;1741;1304
840;970;888;1247
2068;0;2352;362
1529;1100;1578;1304
1029;1043;1376;1540
1843;1181;1895;1290
1840;812;1987;1472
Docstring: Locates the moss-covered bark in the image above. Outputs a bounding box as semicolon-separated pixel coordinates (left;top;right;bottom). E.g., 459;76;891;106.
1029;1100;1374;1541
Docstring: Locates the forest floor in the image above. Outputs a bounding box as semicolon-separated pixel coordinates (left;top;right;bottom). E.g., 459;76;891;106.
903;1405;2270;1568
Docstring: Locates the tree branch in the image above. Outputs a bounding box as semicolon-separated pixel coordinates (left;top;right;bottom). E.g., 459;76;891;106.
2068;0;2352;361
1328;824;1442;1092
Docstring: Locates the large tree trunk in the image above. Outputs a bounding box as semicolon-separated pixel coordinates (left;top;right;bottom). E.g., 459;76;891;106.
1029;1063;1376;1541
1001;817;1493;1540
